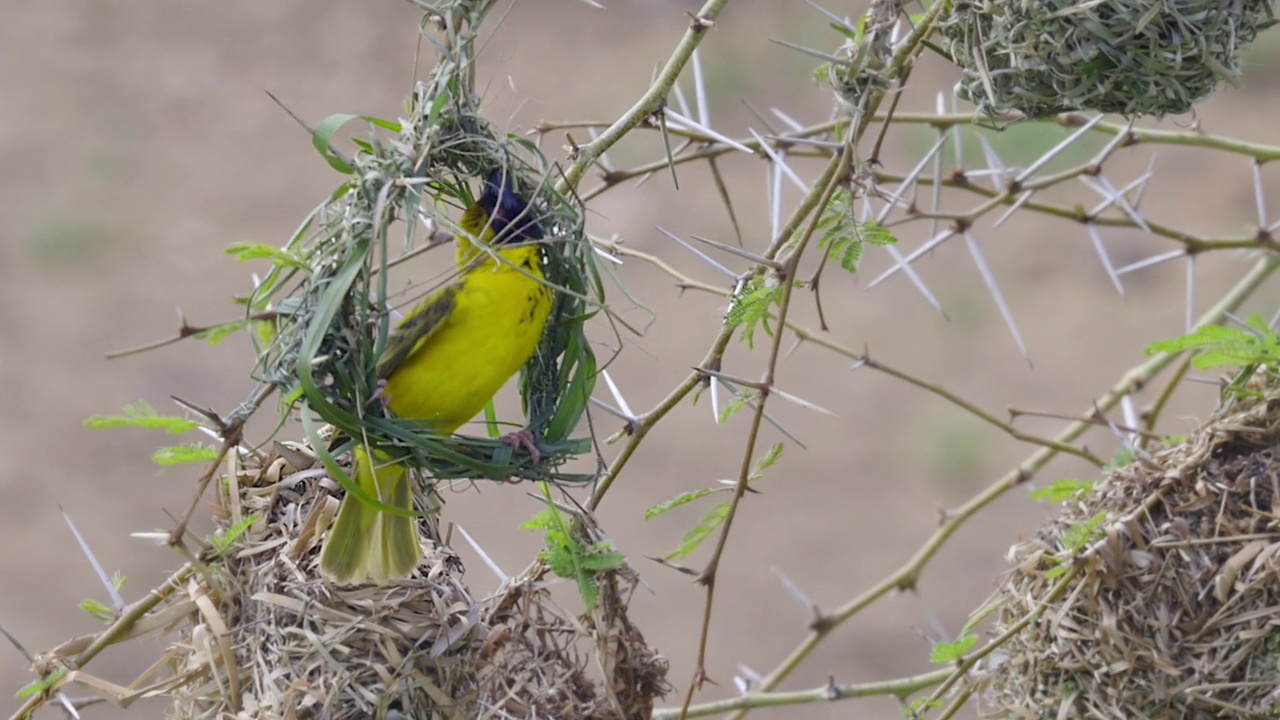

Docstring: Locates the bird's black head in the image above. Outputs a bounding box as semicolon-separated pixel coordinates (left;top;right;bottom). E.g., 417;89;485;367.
478;169;544;242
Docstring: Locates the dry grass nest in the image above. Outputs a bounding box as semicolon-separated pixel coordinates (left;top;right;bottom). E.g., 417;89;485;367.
982;374;1280;717
158;439;669;719
940;0;1278;118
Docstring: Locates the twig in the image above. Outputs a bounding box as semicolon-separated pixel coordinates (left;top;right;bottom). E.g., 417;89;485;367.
718;252;1280;719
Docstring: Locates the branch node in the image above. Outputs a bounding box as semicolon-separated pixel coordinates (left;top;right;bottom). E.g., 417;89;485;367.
687;11;715;32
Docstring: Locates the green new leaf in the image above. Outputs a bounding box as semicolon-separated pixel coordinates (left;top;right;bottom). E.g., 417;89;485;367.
80;598;115;623
718;390;754;423
750;442;785;481
523;488;626;613
85;402;199;434
1029;479;1095;503
152;443;219;466
309;113;402;175
817;188;897;274
930;633;978;664
225;242;310;271
1105;446;1134;471
197;319;248;346
15;667;68;700
209;514;260;553
1147;314;1280;369
1062;511;1108;553
574;539;627;573
647;445;780;522
961;597;1005;635
363;115;402;132
311;113;359;174
724;275;783;348
646;487;723;519
906;697;944;715
666;502;730;560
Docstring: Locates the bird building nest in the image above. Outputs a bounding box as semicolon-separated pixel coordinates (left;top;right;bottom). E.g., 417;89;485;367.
158;438;668;718
982;371;1280;716
940;0;1278;118
236;0;605;492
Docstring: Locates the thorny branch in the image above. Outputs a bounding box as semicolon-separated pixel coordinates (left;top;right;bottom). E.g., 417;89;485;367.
18;0;1280;717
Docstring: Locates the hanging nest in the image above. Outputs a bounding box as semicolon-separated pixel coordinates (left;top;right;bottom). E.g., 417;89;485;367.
152;437;669;719
940;0;1279;119
981;370;1280;717
478;565;672;719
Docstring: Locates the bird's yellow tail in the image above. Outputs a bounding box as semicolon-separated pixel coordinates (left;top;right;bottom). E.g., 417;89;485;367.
320;446;421;584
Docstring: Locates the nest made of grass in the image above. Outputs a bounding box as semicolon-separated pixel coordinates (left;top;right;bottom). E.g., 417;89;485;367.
239;0;605;491
940;0;1278;118
152;438;669;719
983;372;1280;717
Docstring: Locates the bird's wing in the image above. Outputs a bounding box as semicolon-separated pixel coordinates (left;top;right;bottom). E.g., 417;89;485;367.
375;283;460;380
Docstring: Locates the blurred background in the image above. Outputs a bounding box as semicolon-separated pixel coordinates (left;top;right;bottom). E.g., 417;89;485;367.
4;1;1280;717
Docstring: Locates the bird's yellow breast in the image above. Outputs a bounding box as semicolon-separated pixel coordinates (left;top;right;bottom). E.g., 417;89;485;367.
382;246;552;433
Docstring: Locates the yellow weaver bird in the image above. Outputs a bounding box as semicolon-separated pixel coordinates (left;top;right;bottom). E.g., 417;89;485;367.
320;170;554;585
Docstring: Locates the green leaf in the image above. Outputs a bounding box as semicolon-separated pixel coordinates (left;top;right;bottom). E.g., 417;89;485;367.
861;221;896;245
311;113;360;174
961;597;1005;635
523;485;626;613
718;390;754;423
645;487;724;519
817;188;897;274
281;385;305;407
80;598;115;623
365;116;402;132
85;402;199;434
906;697;944;715
225;242;310;271
1147;315;1280;370
152;443;219;466
1029;479;1095;503
1105;446;1134;471
724;275;783;348
666;502;730;560
579;539;627;572
426;91;451;130
930;633;978;664
15;667;68;700
750;442;785;481
209;514;259;553
1061;511;1108;553
646;446;780;523
197;319;247;346
829;22;858;42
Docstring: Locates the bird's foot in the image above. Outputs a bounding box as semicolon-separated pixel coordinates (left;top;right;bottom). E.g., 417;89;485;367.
499;429;542;464
369;379;393;409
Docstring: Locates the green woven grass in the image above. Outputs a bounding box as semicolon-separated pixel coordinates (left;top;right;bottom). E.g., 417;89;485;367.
940;0;1278;118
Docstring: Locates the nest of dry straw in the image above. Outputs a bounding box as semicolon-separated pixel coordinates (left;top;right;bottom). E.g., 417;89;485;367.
941;0;1278;118
160;438;668;719
983;374;1280;717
